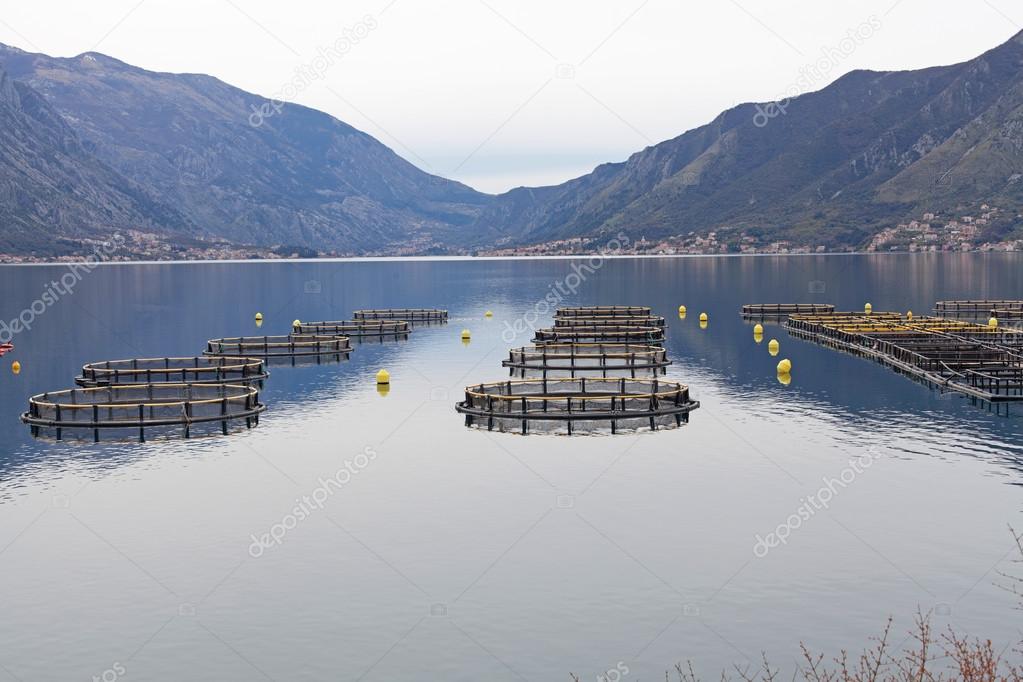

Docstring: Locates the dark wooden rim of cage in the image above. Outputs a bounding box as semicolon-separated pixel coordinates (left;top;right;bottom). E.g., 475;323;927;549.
292;320;411;336
555;306;652;318
533;326;665;344
455;377;699;421
991;308;1023;319
76;356;268;387
741;303;835;317
204;335;351;357
503;343;670;371
935;300;1023;313
353;308;447;321
21;383;265;429
553;315;666;329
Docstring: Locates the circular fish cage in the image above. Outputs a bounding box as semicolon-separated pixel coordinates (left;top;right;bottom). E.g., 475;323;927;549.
204;335;352;364
553;315;665;329
76;356;267;387
456;377;699;435
503;343;670;378
555;306;652;319
533;326;665;345
353;308;447;322
293;319;411;339
22;383;265;442
991;308;1023;320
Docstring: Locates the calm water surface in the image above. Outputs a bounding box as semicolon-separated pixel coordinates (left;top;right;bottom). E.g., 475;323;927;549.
0;254;1021;681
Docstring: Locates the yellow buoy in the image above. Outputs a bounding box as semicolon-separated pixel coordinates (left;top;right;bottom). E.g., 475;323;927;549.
292;319;302;331
753;323;764;335
777;358;792;374
678;305;687;315
753;331;764;344
376;369;390;385
678;310;687;320
906;310;913;321
777;371;792;386
484;311;493;318
699;312;708;323
377;384;390;397
11;360;21;375
864;303;872;314
461;329;471;340
989;317;998;329
768;339;780;356
254;312;263;321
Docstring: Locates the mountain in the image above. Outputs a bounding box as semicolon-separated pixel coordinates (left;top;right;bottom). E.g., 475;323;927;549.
0;44;489;255
472;30;1023;250
0;61;190;255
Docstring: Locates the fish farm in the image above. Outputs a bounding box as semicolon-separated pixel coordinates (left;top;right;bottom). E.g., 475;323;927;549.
555;305;652;318
742;303;835;318
503;343;670;378
353;308;448;321
22;383;265;441
204;335;352;360
292;319;412;338
76;356;268;387
552;315;666;329
456;304;699;434
533;326;666;345
786;312;1023;402
455;377;699;435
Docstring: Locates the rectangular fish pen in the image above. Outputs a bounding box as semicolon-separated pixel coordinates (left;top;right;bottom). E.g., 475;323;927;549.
786;313;1023;402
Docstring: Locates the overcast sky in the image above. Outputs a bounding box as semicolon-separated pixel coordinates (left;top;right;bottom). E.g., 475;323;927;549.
0;0;1019;193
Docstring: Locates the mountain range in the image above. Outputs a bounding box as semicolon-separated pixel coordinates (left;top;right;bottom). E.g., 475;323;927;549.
1;31;1022;258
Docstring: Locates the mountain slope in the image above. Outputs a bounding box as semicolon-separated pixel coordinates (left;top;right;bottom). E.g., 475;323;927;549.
0;61;189;255
474;30;1023;249
0;44;489;254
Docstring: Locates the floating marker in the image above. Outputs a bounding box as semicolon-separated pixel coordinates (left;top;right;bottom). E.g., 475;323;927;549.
699;312;708;323
753;323;764;335
777;371;792;386
754;331;764;344
292;319;302;330
254;312;263;321
906;310;913;320
864;303;872;314
11;360;21;375
377;384;390;397
699;320;708;330
484;311;493;318
768;339;780;356
989;317;999;329
777;358;792;374
678;305;687;315
376;369;390;385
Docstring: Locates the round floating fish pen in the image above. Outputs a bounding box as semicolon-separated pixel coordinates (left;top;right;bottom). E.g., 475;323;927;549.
353;308;447;322
76;356;267;387
991;308;1023;319
22;383;265;442
741;303;835;318
555;306;652;319
292;319;411;339
533;326;665;345
935;300;1023;316
455;377;699;434
553;315;666;329
503;343;670;378
204;335;351;364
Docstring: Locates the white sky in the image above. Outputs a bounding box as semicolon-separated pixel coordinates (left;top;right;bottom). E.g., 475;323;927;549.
0;0;1018;193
